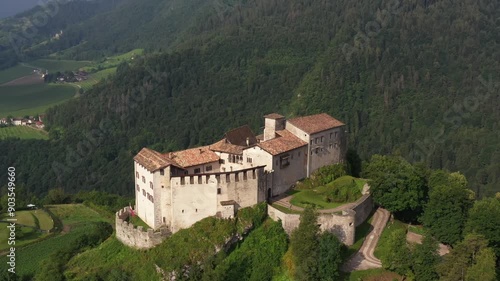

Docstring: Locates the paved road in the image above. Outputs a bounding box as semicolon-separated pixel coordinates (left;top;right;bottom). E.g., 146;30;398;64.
342;207;390;272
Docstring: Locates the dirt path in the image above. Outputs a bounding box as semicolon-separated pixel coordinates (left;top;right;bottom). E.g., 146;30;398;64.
406;231;450;256
342;207;390;272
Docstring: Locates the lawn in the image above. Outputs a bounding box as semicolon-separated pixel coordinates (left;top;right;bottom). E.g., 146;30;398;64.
45;204;111;225
340;268;402;281
0;64;36;84
270;203;303;214
0;126;48;140
373;220;406;260
0;83;76;117
28;59;91;73
127;215;150;229
290;176;366;209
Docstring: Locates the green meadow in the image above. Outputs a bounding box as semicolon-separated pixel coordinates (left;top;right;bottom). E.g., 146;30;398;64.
0;84;76;117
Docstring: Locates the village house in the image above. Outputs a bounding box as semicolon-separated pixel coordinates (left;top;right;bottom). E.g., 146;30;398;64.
133;113;347;232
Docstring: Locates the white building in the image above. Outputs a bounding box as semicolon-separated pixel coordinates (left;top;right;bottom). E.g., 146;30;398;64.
133;113;347;232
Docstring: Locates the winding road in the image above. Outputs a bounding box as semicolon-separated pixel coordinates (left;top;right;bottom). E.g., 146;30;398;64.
342;207;390;272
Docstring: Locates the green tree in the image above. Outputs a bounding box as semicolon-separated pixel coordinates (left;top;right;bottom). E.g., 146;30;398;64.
412;234;439;281
44;188;70;204
437;233;496;281
363;155;427;221
317;232;343;281
465;197;500;257
465;247;497;281
290;207;320;281
381;228;411;276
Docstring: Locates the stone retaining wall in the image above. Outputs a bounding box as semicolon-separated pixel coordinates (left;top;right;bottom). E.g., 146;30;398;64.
115;207;170;249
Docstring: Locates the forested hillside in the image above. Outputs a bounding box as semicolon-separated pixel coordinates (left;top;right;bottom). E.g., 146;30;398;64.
0;0;499;198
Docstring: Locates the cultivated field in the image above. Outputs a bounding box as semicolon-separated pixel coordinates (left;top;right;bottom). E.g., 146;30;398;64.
76;67;117;90
0;84;76;117
0;64;36;85
0;209;54;251
0;204;110;276
28;59;91;73
0;126;48;140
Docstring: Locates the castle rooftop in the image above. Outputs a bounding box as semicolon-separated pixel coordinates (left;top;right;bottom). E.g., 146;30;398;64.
257;130;307;155
288;113;345;134
166;146;219;168
134;148;179;172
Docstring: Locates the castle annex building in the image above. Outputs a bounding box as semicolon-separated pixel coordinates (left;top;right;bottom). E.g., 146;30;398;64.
133;113;347;232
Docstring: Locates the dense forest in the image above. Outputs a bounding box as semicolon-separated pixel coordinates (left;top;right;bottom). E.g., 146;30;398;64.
0;0;499;199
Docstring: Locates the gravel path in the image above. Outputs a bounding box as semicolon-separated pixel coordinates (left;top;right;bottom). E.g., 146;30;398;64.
342;207;390;272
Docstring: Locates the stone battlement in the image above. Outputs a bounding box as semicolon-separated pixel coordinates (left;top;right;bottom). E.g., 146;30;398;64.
171;166;265;186
115;207;170;249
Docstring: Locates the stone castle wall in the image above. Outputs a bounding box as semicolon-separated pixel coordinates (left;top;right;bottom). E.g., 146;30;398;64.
115;207;170;249
267;193;373;246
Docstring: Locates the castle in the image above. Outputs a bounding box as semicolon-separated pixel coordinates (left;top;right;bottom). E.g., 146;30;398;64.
132;113;347;233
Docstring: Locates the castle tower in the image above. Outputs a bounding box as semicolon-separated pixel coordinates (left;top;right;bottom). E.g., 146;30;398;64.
263;113;285;141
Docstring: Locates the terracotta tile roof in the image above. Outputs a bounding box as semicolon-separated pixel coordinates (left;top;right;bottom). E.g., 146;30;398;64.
134;148;178;172
257;130;307;156
224;125;257;146
287;113;344;134
167;146;219;168
209;139;246;155
264;113;285;119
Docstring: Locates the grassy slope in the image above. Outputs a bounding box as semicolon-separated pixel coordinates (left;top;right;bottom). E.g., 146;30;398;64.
28;59;91;73
0;204;109;276
0;64;35;84
290;176;366;209
0;126;48;140
0;210;54;250
0;84;76;117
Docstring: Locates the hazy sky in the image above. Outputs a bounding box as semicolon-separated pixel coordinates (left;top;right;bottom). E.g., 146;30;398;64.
0;0;41;19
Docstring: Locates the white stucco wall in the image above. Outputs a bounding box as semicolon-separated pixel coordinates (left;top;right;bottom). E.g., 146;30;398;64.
134;161;158;229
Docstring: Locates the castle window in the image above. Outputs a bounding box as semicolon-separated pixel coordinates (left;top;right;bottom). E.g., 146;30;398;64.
235;173;239;182
217;188;221;194
163;217;166;223
182;210;184;213
335;132;338;138
246;157;253;163
315;148;319;154
136;172;139;178
219;159;225;164
280;155;290;169
142;176;145;183
310;140;313;145
329;143;333;149
150;182;153;189
151;196;154;203
162;185;164;189
142;189;146;196
160;169;164;175
194;168;201;174
136;184;140;191
335;143;339;149
206;165;212;172
321;136;324;142
298;151;301;157
226;174;230;182
330;132;333;139
196;209;198;213
315;138;318;144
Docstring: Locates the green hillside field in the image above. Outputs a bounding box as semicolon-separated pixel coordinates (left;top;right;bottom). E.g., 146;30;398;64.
0;84;76;117
0;126;48;140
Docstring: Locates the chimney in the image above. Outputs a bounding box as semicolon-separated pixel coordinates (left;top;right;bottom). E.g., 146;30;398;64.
246;137;250;146
263;113;285;141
